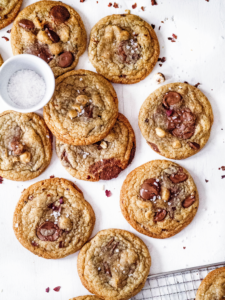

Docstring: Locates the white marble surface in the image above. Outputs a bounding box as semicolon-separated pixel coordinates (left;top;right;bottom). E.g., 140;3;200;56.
0;0;225;299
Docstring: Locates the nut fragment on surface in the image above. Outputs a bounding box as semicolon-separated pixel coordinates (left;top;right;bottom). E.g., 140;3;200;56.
68;110;78;119
161;187;170;201
100;141;108;149
172;140;181;149
20;152;31;163
155;127;166;138
72;104;82;113
76;95;89;105
153;72;165;84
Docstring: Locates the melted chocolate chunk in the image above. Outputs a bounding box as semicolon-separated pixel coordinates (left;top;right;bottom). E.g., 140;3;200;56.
167;108;196;140
182;195;196;208
103;262;112;277
89;158;122;180
148;142;160;153
117;40;140;64
37;221;62;241
46;28;60;43
163;92;182;109
10;140;24;156
18;19;35;31
50;5;70;24
26;44;53;63
140;179;160;200
189;142;200;150
128;142;136;165
169;168;188;183
61;150;71;165
83;105;93;118
58;51;74;68
154;209;167;222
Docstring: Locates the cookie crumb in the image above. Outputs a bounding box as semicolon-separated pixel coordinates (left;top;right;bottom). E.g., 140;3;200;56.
222;175;225;179
151;0;157;5
205;179;209;183
80;0;85;2
105;190;112;197
113;2;118;8
125;9;130;14
153;72;165;84
183;247;186;249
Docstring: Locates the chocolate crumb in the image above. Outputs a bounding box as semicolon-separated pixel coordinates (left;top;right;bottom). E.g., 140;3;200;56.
7;29;11;33
221;166;225;171
151;0;157;5
168;37;172;40
50;175;55;178
132;3;137;9
145;118;149;123
80;0;85;2
222;175;225;179
2;36;9;41
151;24;155;29
53;286;61;292
141;6;145;11
161;57;166;62
0;176;3;184
183;247;186;249
172;33;177;39
171;39;176;42
205;179;209;183
194;83;201;88
113;2;118;8
46;288;50;293
108;2;112;6
105;190;112;197
159;64;162;67
161;21;164;23
159;26;161;30
184;81;189;84
87;175;91;179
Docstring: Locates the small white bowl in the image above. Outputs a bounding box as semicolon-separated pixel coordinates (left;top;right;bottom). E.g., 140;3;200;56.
0;54;55;113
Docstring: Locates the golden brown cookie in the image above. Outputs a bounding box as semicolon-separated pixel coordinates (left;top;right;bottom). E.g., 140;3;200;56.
13;178;95;259
120;160;199;239
0;0;23;30
0;54;3;66
70;296;102;300
77;229;151;300
0;110;52;181
88;13;160;84
139;83;213;160
196;267;225;300
56;113;136;181
44;70;118;145
11;1;86;77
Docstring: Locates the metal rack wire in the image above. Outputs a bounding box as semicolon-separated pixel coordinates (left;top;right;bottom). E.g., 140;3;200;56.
132;262;225;300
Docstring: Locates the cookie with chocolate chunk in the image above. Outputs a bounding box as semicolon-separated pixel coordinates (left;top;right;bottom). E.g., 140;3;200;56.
44;70;118;145
56;113;135;181
88;13;159;84
13;178;95;259
120;160;199;239
11;1;86;77
70;297;102;300
0;0;23;30
77;229;151;300
196;267;225;300
0;111;52;181
0;54;3;67
139;83;213;159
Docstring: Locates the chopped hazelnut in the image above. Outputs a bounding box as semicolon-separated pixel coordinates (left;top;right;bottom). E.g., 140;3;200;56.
68;110;78;119
161;187;170;201
58;216;72;231
100;141;108;149
76;95;89;106
20;152;31;164
154;72;165;84
155;127;166;138
72;104;82;113
172;140;181;149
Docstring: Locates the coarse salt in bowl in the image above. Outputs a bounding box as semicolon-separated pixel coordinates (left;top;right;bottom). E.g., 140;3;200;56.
0;54;55;113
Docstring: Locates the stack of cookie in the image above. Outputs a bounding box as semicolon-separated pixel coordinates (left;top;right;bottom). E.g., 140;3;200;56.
0;1;215;299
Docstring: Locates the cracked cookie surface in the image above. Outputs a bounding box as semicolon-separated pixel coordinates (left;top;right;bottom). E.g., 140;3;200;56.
77;229;151;300
196;267;225;300
0;110;52;181
44;70;118;145
13;178;95;259
0;0;22;30
139;83;213;159
11;1;86;77
56;113;135;181
88;14;159;84
120;160;199;239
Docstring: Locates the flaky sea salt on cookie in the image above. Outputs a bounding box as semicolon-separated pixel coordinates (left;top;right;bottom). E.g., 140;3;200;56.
77;229;151;300
196;267;225;300
139;82;213;160
56;113;135;181
44;70;118;145
13;178;95;259
0;110;52;181
120;160;199;239
88;14;160;84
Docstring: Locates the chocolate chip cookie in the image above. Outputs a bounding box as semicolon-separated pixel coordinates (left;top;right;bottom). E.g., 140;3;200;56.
196;267;225;300
13;178;95;259
120;160;199;239
139;83;213;159
0;111;52;181
88;13;160;84
0;0;22;30
0;54;3;66
44;70;118;145
77;229;151;300
11;1;86;78
56;113;135;181
70;296;102;300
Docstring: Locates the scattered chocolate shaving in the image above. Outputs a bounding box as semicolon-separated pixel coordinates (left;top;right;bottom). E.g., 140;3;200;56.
172;34;177;39
7;29;11;33
46;287;50;293
205;179;209;183
2;36;9;41
183;247;186;249
171;39;176;42
159;64;162;67
0;176;3;184
132;3;137;9
184;81;189;84
151;24;155;29
103;262;112;276
159;26;161;30
50;175;55;178
53;286;61;292
222;175;225;179
221;166;225;171
161;21;164;23
205;0;209;2
168;37;172;40
110;242;119;255
113;2;118;8
151;0;157;5
105;190;112;197
141;6;145;11
161;57;166;62
194;83;201;88
80;0;85;2
108;2;112;6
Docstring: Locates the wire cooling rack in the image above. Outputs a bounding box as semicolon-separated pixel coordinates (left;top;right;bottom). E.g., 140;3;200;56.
132;262;225;300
